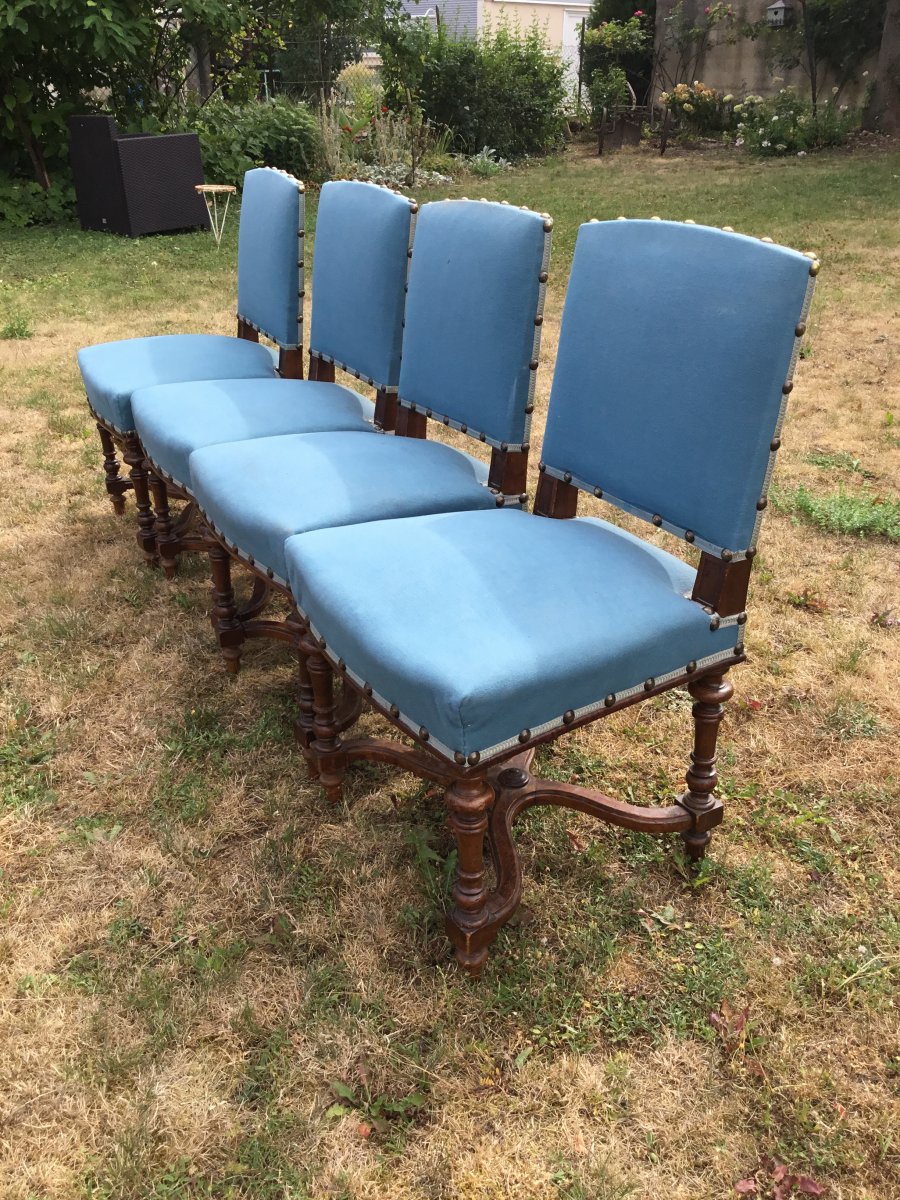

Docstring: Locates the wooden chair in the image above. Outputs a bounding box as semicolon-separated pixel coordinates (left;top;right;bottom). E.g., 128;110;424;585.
186;198;552;673
76;167;304;566
278;218;818;976
130;180;417;577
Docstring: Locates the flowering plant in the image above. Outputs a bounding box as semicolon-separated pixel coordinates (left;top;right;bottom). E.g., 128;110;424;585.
659;80;736;133
737;88;858;156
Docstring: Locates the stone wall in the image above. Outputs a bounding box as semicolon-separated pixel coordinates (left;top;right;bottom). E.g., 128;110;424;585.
652;0;875;103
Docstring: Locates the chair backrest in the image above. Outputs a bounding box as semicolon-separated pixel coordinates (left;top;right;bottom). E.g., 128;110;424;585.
308;180;416;393
236;167;305;350
540;219;817;559
397;199;551;451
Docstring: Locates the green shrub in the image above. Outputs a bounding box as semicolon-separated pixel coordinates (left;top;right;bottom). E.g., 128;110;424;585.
381;22;567;160
0;176;76;227
582;15;651;100
589;66;630;119
736;88;858;156
174;97;323;185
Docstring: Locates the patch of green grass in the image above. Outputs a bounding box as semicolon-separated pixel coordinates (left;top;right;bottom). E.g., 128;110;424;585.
1;311;33;338
152;769;213;825
161;702;296;766
822;698;886;740
776;485;900;540
0;711;56;810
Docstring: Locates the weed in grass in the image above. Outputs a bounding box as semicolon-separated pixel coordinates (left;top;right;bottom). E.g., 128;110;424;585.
325;1075;430;1140
785;587;829;615
834;638;867;674
775;485;900;540
1;311;33;338
171;591;199;612
821;698;886;740
71;813;124;845
803;449;874;477
66;950;107;993
152;769;212;825
0;711;56;810
550;1155;636;1199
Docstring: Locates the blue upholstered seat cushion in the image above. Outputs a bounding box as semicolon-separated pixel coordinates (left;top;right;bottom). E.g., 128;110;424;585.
189;433;496;582
132;378;377;488
78;335;277;433
284;509;741;760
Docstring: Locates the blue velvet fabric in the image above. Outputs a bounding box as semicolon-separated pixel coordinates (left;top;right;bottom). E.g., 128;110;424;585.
398;200;547;447
77;335;277;433
236;167;303;348
132;379;377;488
284;509;740;759
309;181;412;389
542;220;812;554
189;434;496;582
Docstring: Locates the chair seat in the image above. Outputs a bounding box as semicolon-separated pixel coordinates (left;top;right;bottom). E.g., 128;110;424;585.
284;509;741;761
78;334;278;433
189;433;498;583
132;379;378;489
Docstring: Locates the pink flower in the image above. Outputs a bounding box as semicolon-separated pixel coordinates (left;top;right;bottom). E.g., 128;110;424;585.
704;5;710;11
634;8;644;13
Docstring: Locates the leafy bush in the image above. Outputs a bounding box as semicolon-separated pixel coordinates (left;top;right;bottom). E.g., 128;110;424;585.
381;21;567;160
582;15;651;101
659;80;737;134
589;66;630;118
0;177;76;227
735;89;858;156
175;97;323;185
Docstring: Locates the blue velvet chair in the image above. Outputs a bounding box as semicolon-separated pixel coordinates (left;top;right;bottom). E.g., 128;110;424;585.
130;180;417;577
187;198;552;672
279;218;819;976
76;167;304;565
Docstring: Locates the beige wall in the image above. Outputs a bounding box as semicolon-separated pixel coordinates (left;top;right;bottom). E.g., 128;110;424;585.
482;0;589;50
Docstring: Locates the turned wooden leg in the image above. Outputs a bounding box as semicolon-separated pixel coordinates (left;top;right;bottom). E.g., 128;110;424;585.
122;435;158;567
148;473;178;579
679;669;733;861
97;423;129;515
300;633;346;803
445;774;497;978
293;646;318;774
208;543;244;673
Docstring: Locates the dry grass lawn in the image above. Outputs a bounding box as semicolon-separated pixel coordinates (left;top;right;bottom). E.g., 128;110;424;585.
0;142;898;1200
